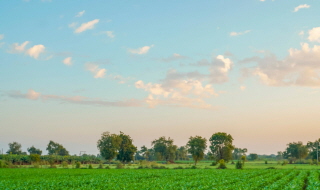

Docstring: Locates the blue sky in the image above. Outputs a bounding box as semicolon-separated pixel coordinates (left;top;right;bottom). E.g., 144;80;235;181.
1;0;320;155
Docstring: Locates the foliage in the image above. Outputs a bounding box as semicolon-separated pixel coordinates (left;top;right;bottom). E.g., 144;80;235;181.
97;132;122;163
27;146;42;155
6;142;23;155
61;161;68;168
152;136;177;161
46;140;69;156
306;139;320;160
75;161;81;168
240;155;246;165
248;153;258;161
210;161;217;166
186;136;207;165
283;141;309;162
235;160;243;169
209;132;234;161
232;148;247;160
217;159;227;169
116;162;124;169
265;160;268;164
88;164;93;169
116;132;137;163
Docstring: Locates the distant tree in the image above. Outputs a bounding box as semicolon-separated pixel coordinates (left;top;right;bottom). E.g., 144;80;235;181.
116;132;137;163
233;148;247;160
186;136;207;165
46;140;69;156
6;142;23;155
97;132;122;164
209;132;235;161
248;153;258;161
27;146;42;155
152;137;177;161
307;139;320;160
176;146;188;160
140;145;149;160
283;141;309;162
276;151;283;160
240;155;246;165
29;154;41;162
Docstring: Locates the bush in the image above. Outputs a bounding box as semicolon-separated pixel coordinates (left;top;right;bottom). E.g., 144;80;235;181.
105;166;110;169
98;163;104;169
266;167;276;169
217;159;227;169
265;160;268;164
33;162;40;168
75;161;81;169
0;160;8;168
116;162;124;169
173;166;184;169
88;164;93;169
61;161;68;168
281;160;288;166
210;161;217;166
236;161;243;169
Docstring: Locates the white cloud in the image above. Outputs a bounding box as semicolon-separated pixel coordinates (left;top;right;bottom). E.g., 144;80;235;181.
128;45;154;54
135;70;219;109
308;27;320;43
230;30;251;36
0;34;4;40
63;57;72;66
103;31;115;38
75;19;99;33
242;43;320;87
26;44;45;59
293;4;310;12
85;63;106;78
26;89;41;100
75;10;85;17
10;41;30;53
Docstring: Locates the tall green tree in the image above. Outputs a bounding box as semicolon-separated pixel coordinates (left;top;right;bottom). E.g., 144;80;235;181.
46;141;69;156
176;146;188;160
27;146;42;155
152;136;177;161
283;141;309;162
307;139;320;161
6;142;23;155
186;136;207;165
116;132;137;163
97;132;122;164
209;132;234;161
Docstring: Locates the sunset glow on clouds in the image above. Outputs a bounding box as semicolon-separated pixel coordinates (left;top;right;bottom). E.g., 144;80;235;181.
1;0;320;155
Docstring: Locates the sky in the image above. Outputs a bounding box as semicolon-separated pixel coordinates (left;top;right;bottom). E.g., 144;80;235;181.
1;0;320;155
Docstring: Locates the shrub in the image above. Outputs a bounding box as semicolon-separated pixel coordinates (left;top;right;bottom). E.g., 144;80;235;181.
265;160;268;164
88;164;93;169
217;159;227;169
116;163;124;169
33;162;40;168
173;166;184;169
0;160;8;168
281;160;288;166
75;161;81;169
210;161;217;166
190;165;197;169
236;161;243;169
98;163;104;169
105;166;110;169
61;161;68;168
266;167;276;169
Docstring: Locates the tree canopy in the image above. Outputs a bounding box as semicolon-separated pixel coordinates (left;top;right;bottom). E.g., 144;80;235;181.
27;146;42;155
116;132;137;163
6;142;23;155
46;140;69;156
152;136;177;161
186;136;207;165
209;132;234;161
97;132;122;163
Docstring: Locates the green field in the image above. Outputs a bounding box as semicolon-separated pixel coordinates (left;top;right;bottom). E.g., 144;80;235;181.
1;163;320;190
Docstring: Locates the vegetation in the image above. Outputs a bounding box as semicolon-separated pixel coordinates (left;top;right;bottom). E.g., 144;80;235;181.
186;136;207;165
209;132;234;161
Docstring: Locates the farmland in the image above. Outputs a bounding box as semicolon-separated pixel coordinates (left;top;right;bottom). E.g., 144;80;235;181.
1;167;320;189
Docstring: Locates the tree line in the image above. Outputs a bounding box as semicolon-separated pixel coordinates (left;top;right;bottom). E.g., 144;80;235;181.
2;131;319;166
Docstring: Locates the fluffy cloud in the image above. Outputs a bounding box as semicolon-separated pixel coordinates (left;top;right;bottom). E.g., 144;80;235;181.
75;10;85;17
85;63;106;78
294;4;310;12
9;41;45;59
26;44;45;59
75;19;99;33
135;70;218;109
241;43;320;87
230;30;251;36
308;27;320;43
128;45;154;54
0;34;4;40
63;57;72;66
6;89;142;107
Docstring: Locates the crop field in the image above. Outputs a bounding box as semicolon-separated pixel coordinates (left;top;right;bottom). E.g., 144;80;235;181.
1;168;320;189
